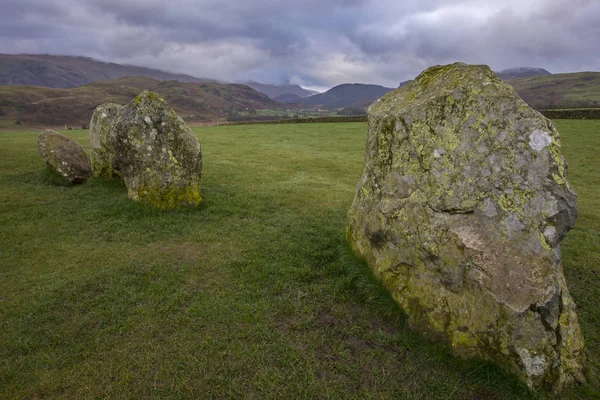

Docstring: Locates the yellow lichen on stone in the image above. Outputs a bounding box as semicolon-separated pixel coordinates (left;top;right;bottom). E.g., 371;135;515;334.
347;62;584;393
106;91;203;210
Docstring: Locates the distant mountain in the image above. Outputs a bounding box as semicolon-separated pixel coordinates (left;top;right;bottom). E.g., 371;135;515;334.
295;83;394;109
292;70;600;112
0;76;279;126
507;71;600;109
496;67;551;80
273;93;303;103
244;81;317;99
0;53;213;89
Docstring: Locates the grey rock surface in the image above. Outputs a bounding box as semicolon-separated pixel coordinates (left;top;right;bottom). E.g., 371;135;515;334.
346;63;585;392
89;103;123;178
37;129;91;183
109;91;203;210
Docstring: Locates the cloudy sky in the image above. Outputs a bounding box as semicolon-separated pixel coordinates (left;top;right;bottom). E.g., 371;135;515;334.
1;0;599;90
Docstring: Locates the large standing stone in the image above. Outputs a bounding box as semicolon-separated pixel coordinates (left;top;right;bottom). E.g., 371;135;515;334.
37;129;91;183
89;103;123;178
346;63;585;392
110;91;202;210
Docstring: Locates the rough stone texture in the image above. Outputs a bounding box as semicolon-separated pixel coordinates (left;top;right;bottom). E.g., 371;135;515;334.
89;103;123;178
346;63;585;392
110;91;202;210
37;129;91;183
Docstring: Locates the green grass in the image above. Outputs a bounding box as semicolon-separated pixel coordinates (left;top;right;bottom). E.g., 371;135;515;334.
0;121;598;399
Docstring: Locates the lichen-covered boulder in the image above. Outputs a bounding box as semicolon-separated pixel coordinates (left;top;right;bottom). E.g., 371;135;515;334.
89;103;123;178
37;129;91;183
110;91;202;210
347;63;585;392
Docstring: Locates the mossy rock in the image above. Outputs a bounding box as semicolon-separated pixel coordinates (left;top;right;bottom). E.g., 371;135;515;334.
347;63;585;393
110;91;202;210
37;129;91;183
89;103;123;178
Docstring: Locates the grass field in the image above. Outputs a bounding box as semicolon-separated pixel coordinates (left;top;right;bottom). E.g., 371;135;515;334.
1;121;598;399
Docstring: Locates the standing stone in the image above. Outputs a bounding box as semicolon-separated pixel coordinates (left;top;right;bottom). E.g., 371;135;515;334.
37;129;91;183
346;63;585;392
89;103;123;178
111;91;202;210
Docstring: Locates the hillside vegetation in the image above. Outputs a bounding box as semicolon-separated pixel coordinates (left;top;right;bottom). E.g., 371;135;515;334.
507;71;600;109
0;77;279;126
0;121;598;398
496;67;551;80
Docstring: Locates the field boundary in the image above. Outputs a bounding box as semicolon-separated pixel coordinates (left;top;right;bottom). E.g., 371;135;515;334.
219;115;368;126
539;108;600;119
219;109;600;126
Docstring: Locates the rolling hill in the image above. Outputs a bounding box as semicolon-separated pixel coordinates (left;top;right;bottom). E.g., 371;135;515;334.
496;67;551;80
0;54;212;89
0;77;279;126
244;81;318;99
507;72;600;109
273;93;303;103
295;83;394;109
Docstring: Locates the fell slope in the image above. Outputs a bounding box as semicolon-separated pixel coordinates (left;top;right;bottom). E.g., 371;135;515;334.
273;93;303;103
244;81;317;99
0;54;211;88
0;77;279;126
496;67;551;80
508;71;600;109
295;83;394;109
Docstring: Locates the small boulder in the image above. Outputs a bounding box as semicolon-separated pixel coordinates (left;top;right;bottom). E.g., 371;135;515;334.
89;103;123;178
37;129;91;183
347;63;585;392
111;91;202;210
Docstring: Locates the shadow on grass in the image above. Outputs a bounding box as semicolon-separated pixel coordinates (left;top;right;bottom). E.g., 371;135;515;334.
2;169;77;187
339;244;408;327
338;243;537;399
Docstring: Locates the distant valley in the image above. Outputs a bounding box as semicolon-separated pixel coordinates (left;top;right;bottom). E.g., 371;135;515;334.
244;81;318;99
0;54;599;127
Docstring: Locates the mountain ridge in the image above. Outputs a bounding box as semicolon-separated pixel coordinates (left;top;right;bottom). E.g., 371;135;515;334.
496;67;552;80
295;83;394;109
0;53;213;89
244;81;318;99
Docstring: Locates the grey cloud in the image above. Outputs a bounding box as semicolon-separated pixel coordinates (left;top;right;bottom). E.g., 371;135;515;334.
346;0;600;78
103;28;169;58
0;0;598;88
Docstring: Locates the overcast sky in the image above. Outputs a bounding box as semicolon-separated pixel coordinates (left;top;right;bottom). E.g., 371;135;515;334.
1;0;599;90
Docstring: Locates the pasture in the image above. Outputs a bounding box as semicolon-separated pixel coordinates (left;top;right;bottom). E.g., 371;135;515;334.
0;121;598;399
